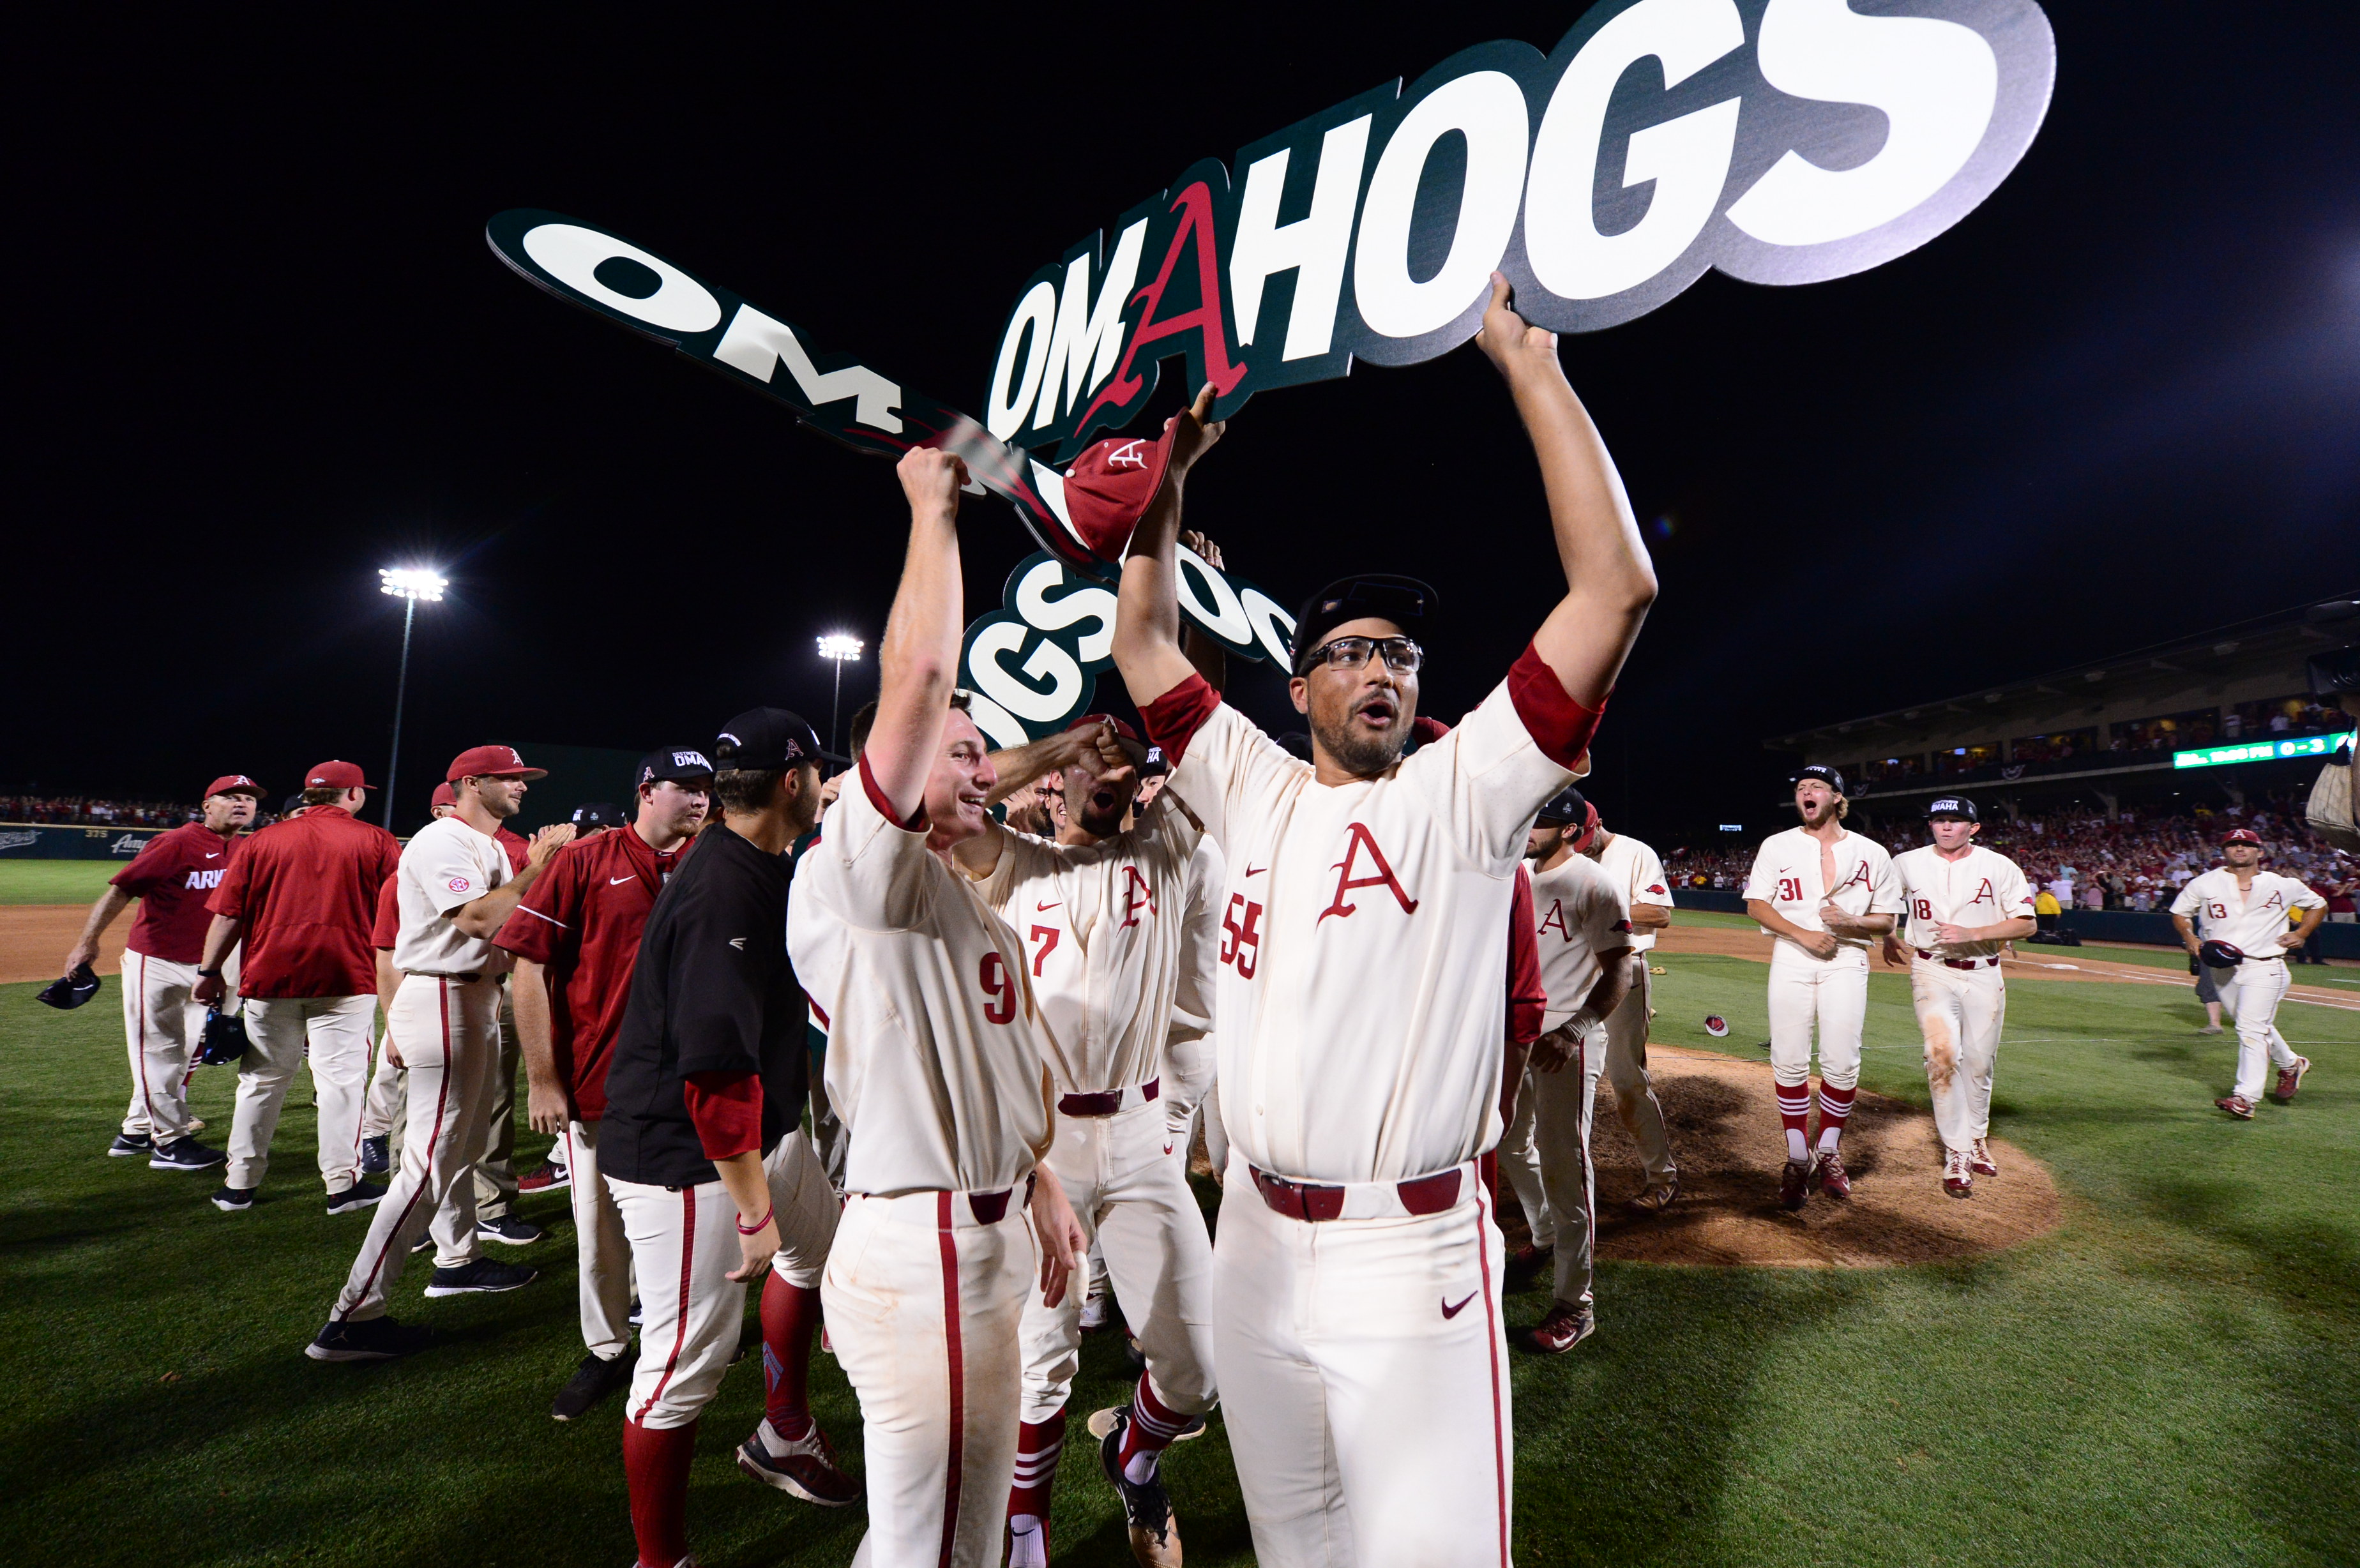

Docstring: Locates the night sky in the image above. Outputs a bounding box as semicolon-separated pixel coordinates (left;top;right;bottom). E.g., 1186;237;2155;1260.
13;4;2359;841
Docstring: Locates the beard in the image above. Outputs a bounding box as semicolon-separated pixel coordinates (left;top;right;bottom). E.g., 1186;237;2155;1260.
1312;709;1407;777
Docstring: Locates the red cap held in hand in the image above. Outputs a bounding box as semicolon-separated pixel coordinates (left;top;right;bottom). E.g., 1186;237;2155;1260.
1054;424;1179;567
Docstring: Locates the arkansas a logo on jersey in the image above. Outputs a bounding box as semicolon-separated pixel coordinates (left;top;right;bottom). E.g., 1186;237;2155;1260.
1538;899;1571;942
1317;823;1418;924
1972;878;1995;905
1837;861;1874;893
1119;864;1157;928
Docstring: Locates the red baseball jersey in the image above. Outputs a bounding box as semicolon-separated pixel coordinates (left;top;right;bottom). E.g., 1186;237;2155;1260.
370;873;400;951
206;805;401;998
494;824;688;1119
111;822;246;964
496;825;529;873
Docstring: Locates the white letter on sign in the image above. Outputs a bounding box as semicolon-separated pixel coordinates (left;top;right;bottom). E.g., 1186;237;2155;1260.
967;622;1084;724
1229;116;1374;361
1012;559;1117;665
1039;220;1149;430
520;224;722;333
1725;0;1999;247
714;305;904;432
1525;0;1743;301
987;282;1057;441
1354;72;1531;341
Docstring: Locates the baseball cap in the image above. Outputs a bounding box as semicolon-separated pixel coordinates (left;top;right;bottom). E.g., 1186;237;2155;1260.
571;802;624;831
1926;796;1978;822
203;774;265;801
1535;786;1589;826
305;760;375;791
1066;712;1149;765
2223;827;2263;846
1290;575;1437;675
36;963;100;1011
1794;764;1847;795
637;746;718;789
713;709;823;772
430;781;457;810
1055;425;1179;566
446;744;546;783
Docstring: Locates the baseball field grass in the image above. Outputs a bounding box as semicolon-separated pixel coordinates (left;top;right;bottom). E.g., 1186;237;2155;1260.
3;941;2357;1567
0;859;121;904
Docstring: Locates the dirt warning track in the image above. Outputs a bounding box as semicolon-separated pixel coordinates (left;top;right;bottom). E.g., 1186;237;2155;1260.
1;907;126;984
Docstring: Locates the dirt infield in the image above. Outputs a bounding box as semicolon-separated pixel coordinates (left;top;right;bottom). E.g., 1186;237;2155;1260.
0;905;125;984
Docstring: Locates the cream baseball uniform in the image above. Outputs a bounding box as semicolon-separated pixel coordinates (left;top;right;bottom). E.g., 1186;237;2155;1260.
1142;647;1599;1568
790;758;1057;1568
1160;832;1227;1170
329;818;511;1321
1524;850;1631;1309
2170;869;2326;1101
973;793;1222;1430
1891;844;2036;1155
1591;831;1677;1187
1744;827;1902;1101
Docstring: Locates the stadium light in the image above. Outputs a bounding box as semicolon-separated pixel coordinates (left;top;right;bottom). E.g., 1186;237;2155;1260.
817;634;864;757
379;566;448;829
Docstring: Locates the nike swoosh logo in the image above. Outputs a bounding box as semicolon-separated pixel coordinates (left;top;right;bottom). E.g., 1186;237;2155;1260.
1244;865;1267;877
609;875;635;885
206;852;222;859
1442;1292;1477;1319
728;937;747;950
1037;900;1061;910
1163;1142;1175;1157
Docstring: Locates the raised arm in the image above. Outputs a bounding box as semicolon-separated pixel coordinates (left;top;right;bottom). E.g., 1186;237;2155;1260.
869;449;969;820
1112;388;1227;709
1472;274;1658;709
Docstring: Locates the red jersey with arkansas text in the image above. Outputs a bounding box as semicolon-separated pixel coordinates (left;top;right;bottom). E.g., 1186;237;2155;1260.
206;805;401;998
111;822;246;964
493;824;689;1119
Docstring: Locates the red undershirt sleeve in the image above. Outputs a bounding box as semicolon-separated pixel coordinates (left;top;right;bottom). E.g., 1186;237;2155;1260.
683;1069;763;1161
1139;674;1220;765
1506;642;1609;771
858;750;929;832
1506;865;1546;1045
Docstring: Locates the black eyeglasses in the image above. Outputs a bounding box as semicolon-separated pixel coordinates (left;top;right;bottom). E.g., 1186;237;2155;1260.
1306;636;1424;674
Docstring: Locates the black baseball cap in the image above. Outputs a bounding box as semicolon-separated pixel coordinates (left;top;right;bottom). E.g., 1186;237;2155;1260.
1536;786;1589;826
1290;575;1437;675
1795;765;1847;795
571;802;624;831
1926;795;1978;822
711;709;823;773
637;746;717;789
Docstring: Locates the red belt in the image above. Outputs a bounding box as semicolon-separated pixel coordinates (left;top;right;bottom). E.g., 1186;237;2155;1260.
961;1170;1036;1225
1058;1076;1158;1118
1250;1165;1462;1223
1916;949;1998;970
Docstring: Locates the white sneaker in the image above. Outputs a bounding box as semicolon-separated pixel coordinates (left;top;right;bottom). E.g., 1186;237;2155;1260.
1078;1291;1109;1331
1941;1149;1972;1200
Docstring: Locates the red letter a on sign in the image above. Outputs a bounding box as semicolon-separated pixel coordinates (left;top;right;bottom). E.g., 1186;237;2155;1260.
1317;823;1419;924
1073;179;1247;442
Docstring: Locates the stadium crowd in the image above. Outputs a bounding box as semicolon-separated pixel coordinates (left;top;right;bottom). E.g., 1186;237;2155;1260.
3;794;200;826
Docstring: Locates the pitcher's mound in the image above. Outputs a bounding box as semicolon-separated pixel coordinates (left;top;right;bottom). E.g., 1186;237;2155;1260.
1571;1045;2062;1268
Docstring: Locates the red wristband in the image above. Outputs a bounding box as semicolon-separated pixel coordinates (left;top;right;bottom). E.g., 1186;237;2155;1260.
737;1205;775;1237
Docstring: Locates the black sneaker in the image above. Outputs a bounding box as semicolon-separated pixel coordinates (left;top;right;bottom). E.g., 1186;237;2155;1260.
149;1136;227;1172
305;1316;434;1362
212;1185;255;1212
326;1180;386;1215
477;1214;545;1246
359;1136;390;1175
628;1299;642;1327
425;1258;538;1297
550;1350;633;1421
410;1234;435;1255
1098;1409;1183;1567
108;1132;153;1158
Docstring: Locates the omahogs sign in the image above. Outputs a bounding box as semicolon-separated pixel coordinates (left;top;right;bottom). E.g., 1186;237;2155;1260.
987;0;2054;457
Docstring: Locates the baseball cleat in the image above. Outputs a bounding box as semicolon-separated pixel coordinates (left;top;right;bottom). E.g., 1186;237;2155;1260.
1524;1300;1597;1355
1778;1158;1812;1210
326;1180;386;1215
108;1132;153;1158
1098;1410;1183;1568
2197;1024;2224;1036
1969;1140;1999;1178
629;1299;644;1328
550;1350;632;1421
2272;1057;2311;1103
1942;1149;1974;1200
410;1233;435;1255
306;1316;434;1362
211;1184;255;1212
424;1258;538;1296
359;1136;390;1175
736;1417;861;1506
149;1136;227;1172
518;1158;571;1193
2214;1094;2256;1120
1088;1406;1207;1443
1078;1288;1112;1331
1503;1242;1554;1290
1626;1177;1681;1217
1810;1150;1852;1200
476;1214;545;1246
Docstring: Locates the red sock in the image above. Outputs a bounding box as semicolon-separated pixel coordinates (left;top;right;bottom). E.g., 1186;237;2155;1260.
1117;1375;1191;1477
760;1273;821;1440
1816;1082;1856;1149
622;1417;697;1568
1008;1407;1066;1521
1776;1080;1812;1154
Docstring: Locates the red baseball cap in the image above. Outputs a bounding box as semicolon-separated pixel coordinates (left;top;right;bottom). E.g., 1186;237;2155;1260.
2223;827;2263;846
1053;423;1178;567
1066;712;1148;764
430;781;457;810
446;744;547;783
305;760;375;792
203;774;266;801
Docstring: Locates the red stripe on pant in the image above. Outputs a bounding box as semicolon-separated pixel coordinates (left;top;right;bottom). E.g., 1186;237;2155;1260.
133;953;159;1133
634;1186;698;1425
339;979;453;1320
1476;1182;1509;1566
937;1192;965;1568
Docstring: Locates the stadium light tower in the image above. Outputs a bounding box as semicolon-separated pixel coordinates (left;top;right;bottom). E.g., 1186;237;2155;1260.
379;567;448;830
817;633;863;755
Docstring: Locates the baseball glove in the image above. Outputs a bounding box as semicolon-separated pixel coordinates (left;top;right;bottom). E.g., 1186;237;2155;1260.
2198;939;2246;970
193;1006;252;1067
36;963;100;1010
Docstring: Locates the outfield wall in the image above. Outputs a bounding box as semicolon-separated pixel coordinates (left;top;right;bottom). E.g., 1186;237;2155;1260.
0;824;167;859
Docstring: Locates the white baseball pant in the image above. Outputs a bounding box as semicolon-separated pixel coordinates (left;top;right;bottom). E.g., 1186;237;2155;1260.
228;992;377;1193
1020;1099;1216;1424
359;1031;405;1147
1602;963;1676;1187
2220;958;2298;1101
563;1118;634;1361
1496;1066;1554;1250
471;987;521;1219
1531;1028;1603;1308
118;949;206;1143
329;975;499;1320
1162;1030;1216;1170
1910;960;2006;1154
1214;1159;1511;1568
824;1185;1036;1568
1767;947;1869;1094
612;1129;838;1429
